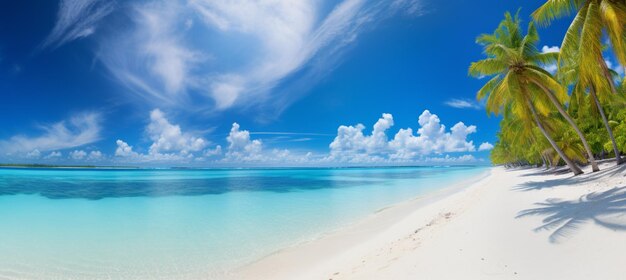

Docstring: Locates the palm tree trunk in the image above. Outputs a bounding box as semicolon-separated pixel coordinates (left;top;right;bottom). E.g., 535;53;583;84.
545;153;553;169
590;86;623;165
540;154;547;169
530;79;599;172
526;98;584;175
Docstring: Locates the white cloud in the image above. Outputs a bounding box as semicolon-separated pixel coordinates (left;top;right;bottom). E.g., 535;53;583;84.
0;112;101;157
112;115;312;165
388;111;477;159
424;154;478;164
147;109;207;155
478;142;494;151
88;150;103;160
41;0;114;50
543;64;558;74
68;149;103;161
26;149;41;159
541;45;560;53
225;123;264;161
44;151;63;159
203;145;223;157
328;113;394;161
69;150;87;160
98;1;200;106
541;45;560;74
115;140;137;157
444;98;481;109
218;122;316;164
114;109;215;163
99;0;423;112
328;110;479;163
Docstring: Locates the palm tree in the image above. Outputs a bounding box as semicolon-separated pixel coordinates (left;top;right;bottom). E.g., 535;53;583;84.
560;54;624;163
497;115;554;168
533;0;626;165
470;11;585;175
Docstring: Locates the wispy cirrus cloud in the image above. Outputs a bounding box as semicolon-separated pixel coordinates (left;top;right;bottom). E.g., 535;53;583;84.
0;112;102;157
98;0;423;113
444;98;482;110
41;0;115;50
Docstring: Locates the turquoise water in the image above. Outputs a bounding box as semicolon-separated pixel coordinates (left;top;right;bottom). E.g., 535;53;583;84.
0;166;487;279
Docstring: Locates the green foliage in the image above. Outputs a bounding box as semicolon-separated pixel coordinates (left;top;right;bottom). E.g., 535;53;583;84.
479;0;626;168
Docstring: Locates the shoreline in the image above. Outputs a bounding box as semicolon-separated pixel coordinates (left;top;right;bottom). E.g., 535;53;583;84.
230;168;493;279
232;163;626;279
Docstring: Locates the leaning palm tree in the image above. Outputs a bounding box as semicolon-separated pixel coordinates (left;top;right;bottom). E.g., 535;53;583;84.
470;11;588;175
560;52;624;163
499;113;551;167
533;0;626;164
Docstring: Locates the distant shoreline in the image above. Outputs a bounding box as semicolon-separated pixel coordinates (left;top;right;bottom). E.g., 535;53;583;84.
0;163;490;171
0;163;139;169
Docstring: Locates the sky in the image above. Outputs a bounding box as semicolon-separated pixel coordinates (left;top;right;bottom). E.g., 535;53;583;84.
0;0;614;167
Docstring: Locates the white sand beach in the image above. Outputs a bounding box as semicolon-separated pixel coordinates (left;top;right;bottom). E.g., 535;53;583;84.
233;162;626;280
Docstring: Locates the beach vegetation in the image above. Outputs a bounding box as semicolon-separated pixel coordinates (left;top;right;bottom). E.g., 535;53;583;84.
474;3;626;174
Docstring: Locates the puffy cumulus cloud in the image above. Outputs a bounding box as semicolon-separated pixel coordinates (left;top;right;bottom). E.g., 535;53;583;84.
69;150;87;160
44;151;63;159
328;110;479;163
26;149;41;159
0;112;102;158
389;110;477;159
115;140;138;157
224;123;264;161
41;0;114;50
88;150;103;160
99;0;423;113
541;45;560;53
219;122;315;164
111;111;310;165
203;145;223;157
478;142;494;151
328;113;394;162
69;150;104;161
114;109;218;163
147;109;207;155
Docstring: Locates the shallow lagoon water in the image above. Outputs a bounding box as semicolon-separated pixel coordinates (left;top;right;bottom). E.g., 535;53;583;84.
0;166;487;279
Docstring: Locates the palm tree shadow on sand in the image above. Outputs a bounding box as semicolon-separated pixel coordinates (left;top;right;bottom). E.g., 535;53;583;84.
514;163;626;192
516;186;626;243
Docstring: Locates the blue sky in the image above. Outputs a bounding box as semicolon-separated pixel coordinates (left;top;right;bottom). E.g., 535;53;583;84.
0;0;602;167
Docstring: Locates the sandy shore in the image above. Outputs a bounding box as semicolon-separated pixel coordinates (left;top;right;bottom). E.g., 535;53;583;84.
232;162;626;280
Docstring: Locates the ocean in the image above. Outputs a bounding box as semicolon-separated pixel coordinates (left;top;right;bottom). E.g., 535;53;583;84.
0;166;488;279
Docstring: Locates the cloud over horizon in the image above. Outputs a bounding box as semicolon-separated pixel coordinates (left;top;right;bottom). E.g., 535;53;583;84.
115;109;213;162
105;108;486;166
0;112;102;157
327;110;483;163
